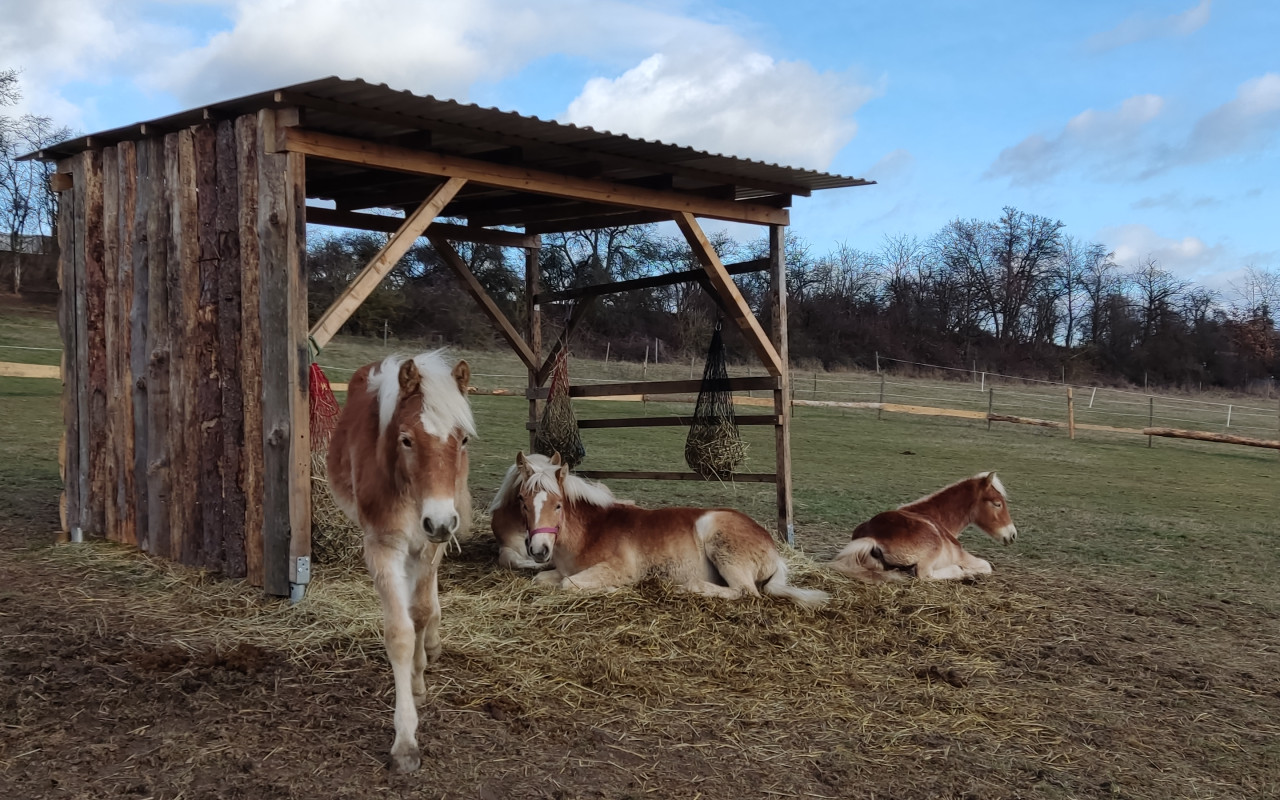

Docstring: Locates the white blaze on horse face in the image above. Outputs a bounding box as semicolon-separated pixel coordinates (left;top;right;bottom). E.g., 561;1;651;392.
525;489;556;563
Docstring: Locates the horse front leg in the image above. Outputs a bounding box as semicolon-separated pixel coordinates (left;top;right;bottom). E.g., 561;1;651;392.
410;546;446;704
369;546;422;773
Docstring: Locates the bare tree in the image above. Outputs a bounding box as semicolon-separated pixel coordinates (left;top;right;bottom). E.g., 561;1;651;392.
1128;257;1189;342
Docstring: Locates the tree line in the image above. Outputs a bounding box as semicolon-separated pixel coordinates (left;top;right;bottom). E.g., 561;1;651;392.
308;207;1278;392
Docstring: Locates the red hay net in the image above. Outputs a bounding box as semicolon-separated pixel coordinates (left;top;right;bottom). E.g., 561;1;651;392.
309;362;341;449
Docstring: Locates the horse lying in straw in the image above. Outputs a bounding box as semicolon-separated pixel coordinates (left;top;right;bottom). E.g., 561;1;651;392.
326;352;474;772
828;472;1017;583
488;452;621;570
510;451;829;607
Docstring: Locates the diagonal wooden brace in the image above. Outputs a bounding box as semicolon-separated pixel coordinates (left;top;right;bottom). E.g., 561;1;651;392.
427;233;539;373
308;177;466;350
673;211;783;376
536;298;595;385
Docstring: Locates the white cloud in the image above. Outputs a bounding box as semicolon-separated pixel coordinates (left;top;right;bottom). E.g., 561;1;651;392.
563;42;876;170
1097;223;1225;281
1175;72;1280;165
1087;0;1211;52
1130;191;1219;211
985;94;1164;185
863;149;913;184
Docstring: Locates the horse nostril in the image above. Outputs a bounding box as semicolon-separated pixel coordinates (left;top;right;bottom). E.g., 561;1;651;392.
448;513;460;533
422;517;431;532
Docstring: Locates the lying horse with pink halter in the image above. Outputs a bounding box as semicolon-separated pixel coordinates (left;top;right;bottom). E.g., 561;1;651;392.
326;352;474;772
510;451;829;607
828;472;1017;583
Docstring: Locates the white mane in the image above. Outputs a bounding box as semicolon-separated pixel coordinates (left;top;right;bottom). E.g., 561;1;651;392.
487;452;616;512
368;351;475;439
979;471;1008;499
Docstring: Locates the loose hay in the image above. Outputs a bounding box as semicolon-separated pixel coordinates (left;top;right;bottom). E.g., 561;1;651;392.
29;538;1280;799
309;449;365;571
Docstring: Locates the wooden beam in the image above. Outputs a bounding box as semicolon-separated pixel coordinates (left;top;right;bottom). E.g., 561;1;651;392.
308;177;466;350
528;414;780;430
0;362;61;378
525;376;779;399
1142;427;1280;450
988;413;1064;429
305;206;540;248
674;212;783;376
281;128;790;227
769;224;794;544
576;470;777;483
525;241;541;452
524;210;672;236
428;233;539;372
536;259;768;305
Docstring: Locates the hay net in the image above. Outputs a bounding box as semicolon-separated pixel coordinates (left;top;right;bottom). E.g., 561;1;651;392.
685;320;747;479
309;362;341;449
534;349;586;468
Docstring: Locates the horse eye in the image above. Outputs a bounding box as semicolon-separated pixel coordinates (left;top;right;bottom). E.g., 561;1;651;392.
400;435;413;448
460;435;470;447
556;503;562;510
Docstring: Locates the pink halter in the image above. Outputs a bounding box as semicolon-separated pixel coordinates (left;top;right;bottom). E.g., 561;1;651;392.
527;526;560;538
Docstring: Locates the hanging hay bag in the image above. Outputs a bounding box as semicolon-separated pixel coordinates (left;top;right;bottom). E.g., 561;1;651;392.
685;322;747;479
534;350;587;468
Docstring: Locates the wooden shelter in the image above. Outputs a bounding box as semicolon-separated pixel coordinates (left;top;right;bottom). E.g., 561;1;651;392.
30;77;870;596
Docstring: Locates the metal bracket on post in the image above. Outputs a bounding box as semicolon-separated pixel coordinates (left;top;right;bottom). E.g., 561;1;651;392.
289;556;311;604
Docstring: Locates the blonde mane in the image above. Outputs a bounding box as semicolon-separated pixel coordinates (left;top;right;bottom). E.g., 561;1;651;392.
488;453;616;512
369;351;475;439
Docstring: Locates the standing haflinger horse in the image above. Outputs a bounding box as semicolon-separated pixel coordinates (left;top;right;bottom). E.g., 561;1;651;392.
488;452;618;570
512;452;829;607
326;352;474;772
828;472;1017;583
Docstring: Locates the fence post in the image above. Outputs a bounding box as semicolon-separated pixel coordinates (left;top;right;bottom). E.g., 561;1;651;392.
604;342;610;367
813;372;818;399
1089;387;1097;408
1226;405;1233;428
877;373;886;420
1067;388;1075;440
1152;394;1162;445
987;388;994;431
642;345;648;380
875;351;880;373
980;372;985;393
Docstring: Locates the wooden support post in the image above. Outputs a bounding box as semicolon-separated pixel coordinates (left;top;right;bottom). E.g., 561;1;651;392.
309;177;466;350
236;114;265;587
144;137;173;558
124;140;148;549
1067;388;1075;440
525;240;541;451
987;389;994;431
216;119;247;579
878;373;885;420
674;212;783;377
56;156;82;537
769;224;794;545
1148;396;1154;448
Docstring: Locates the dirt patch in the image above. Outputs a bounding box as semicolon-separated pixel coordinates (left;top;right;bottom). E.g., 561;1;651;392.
1;523;1278;799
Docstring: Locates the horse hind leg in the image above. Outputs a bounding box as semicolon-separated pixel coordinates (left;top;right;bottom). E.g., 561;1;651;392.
828;538;912;583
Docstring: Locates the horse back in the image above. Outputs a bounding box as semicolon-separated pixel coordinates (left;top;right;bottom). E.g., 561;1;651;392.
852;509;940;546
326;363;380;522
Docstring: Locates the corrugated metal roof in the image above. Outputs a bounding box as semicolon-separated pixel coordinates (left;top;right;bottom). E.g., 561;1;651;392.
30;76;872;231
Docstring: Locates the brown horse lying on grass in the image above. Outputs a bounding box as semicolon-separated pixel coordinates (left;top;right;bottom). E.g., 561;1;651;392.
510;452;829;607
829;472;1017;583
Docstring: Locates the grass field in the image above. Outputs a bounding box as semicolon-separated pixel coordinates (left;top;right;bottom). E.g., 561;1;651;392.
2;307;1279;798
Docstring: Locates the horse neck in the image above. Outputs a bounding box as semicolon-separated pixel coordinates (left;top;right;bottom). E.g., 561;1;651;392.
555;497;604;556
901;481;976;535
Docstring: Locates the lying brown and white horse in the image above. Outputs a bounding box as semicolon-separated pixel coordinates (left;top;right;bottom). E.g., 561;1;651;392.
513;452;829;607
488;451;617;570
828;472;1017;583
327;352;474;772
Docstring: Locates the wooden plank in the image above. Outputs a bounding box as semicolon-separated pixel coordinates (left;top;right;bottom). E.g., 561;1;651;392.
525;376;779;400
236;114;265;587
194;123;225;572
171;129;201;564
0;362;61;378
281;127;790;227
524;210;674;236
988;412;1064;429
122;139;146;548
145;137;173;559
525;242;540;452
82;149;107;536
528;414;781;430
576;470;778;483
535;259;768;304
306;206;539;249
102;146;120;542
257;109;309;596
1142;427;1280;450
308;177;466;349
769;224;794;544
217;119;247;579
72;155;90;536
674;212;783;377
429;233;538;372
56;156;80;534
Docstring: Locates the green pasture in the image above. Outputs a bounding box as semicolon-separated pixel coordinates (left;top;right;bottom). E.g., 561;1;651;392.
2;323;1277;616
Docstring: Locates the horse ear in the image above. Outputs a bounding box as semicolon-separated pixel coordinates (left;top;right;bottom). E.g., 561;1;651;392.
398;358;421;394
982;471;996;487
452;360;471;395
550;452;562;466
515;451;526;470
558;462;570;483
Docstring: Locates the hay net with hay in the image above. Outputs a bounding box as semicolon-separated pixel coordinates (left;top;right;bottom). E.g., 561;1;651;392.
308;356;364;570
685;320;747;478
533;349;586;468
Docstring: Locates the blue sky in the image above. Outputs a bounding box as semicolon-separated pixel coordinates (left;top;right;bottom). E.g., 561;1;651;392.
4;1;1277;292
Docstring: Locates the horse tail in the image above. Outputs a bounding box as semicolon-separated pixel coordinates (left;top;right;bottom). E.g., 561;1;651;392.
762;560;830;608
828;538;913;583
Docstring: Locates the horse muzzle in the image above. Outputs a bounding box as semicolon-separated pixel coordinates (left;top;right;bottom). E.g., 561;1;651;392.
1001;526;1018;545
423;513;460;543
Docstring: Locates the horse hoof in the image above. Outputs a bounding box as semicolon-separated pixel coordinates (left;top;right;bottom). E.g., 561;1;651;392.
390;749;421;773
